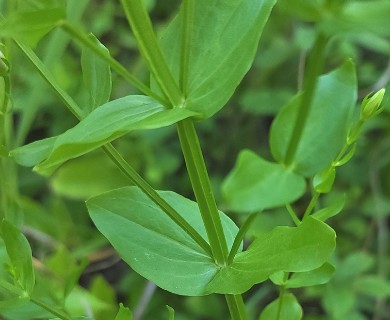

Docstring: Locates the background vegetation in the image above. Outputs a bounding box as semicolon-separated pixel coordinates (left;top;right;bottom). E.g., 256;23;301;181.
1;0;390;319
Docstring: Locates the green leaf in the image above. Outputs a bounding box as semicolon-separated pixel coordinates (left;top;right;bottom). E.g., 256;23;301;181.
87;186;238;296
15;95;197;175
312;194;345;221
0;8;65;47
321;1;390;37
158;0;277;118
81;34;112;112
0;220;35;295
270;60;357;176
258;293;302;320
222;150;306;212
10;136;57;167
279;0;326;22
354;275;390;298
166;305;175;320
313;166;335;194
114;303;133;320
208;217;335;294
271;263;335;288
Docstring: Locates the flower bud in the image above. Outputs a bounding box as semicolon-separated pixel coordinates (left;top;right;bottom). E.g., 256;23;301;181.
360;88;385;120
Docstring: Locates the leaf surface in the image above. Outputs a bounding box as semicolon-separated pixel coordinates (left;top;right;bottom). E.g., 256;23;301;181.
81;34;112;112
12;95;197;175
222;150;306;212
208;217;335;294
87;186;238;296
270;60;357;176
259;293;302;320
158;0;277;118
0;8;65;47
0;221;35;295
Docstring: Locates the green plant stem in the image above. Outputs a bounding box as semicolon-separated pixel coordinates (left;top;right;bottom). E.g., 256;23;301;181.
227;213;256;265
303;192;320;219
15;41;212;256
177;119;228;265
30;297;72;320
285;204;301;226
225;294;248;320
59;22;167;106
276;273;289;320
120;0;184;107
284;33;328;166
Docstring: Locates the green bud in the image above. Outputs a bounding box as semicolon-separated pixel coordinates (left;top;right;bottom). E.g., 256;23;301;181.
360;88;385;120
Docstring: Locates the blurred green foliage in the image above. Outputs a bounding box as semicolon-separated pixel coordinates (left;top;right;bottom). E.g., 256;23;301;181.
0;0;389;319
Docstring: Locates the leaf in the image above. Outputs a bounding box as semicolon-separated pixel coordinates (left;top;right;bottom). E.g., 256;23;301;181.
14;95;198;175
114;303;133;320
157;0;277;118
258;293;302;320
166;305;175;320
81;34;112;112
87;186;239;296
285;263;335;288
208;217;335;294
0;220;35;295
321;1;390;37
270;60;357;176
222;150;306;212
10;136;57;167
312;194;345;221
278;0;326;22
354;275;390;298
0;8;65;47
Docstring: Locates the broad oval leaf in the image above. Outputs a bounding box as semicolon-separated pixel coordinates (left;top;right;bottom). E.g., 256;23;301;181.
87;186;238;296
208;217;335;294
222;150;306;212
270;60;357;177
157;0;277;118
12;95;198;175
259;293;302;320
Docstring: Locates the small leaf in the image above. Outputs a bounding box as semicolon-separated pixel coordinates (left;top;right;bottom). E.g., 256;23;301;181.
157;0;277;118
312;194;345;221
81;34;112;112
114;303;133;320
259;293;302;320
87;187;238;296
285;263;335;288
10;136;57;167
17;95;197;175
0;220;35;295
222;150;306;212
208;217;336;294
313;166;335;194
0;8;65;47
270;60;357;176
166;305;175;320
